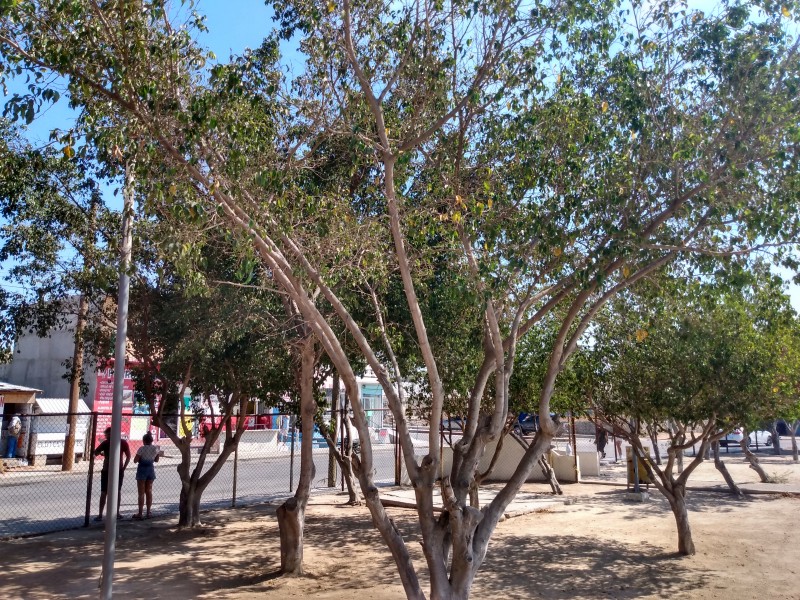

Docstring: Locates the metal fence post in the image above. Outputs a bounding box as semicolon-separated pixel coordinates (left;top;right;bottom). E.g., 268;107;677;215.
394;417;401;486
289;416;296;493
232;444;238;508
340;407;345;491
84;413;98;527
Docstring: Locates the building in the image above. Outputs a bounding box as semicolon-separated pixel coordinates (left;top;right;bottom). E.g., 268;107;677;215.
0;381;41;458
0;303;100;404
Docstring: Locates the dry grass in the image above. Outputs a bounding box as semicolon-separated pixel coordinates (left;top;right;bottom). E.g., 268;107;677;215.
766;470;791;483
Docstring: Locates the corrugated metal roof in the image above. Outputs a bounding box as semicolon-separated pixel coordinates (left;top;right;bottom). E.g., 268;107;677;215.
35;398;91;414
0;381;43;393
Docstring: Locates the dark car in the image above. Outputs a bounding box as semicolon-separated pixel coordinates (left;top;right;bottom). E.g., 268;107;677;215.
513;414;538;436
776;420;800;436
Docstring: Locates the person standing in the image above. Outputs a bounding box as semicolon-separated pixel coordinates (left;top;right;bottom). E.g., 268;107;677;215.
595;426;608;459
279;414;289;449
94;427;131;521
5;414;22;458
133;431;161;519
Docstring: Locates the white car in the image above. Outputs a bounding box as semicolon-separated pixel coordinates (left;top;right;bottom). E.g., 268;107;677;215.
720;428;772;447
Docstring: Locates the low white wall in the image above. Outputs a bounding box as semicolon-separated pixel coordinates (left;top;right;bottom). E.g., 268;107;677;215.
28;433;86;458
234;429;280;454
240;429;279;444
399;435;589;484
576;450;600;477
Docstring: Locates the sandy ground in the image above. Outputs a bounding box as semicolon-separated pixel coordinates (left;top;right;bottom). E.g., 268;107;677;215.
2;456;800;599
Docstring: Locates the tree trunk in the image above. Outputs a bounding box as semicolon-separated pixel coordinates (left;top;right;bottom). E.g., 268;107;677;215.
178;481;204;528
166;392;250;529
328;372;340;488
740;433;770;482
648;427;661;465
468;426;512;508
341;456;360;505
277;496;305;575
666;486;695;556
770;420;781;455
339;390;360;504
538;454;563;495
277;335;317;575
712;441;743;498
789;421;798;463
62;293;89;471
468;485;480;509
176;442;195;527
316;397;361;504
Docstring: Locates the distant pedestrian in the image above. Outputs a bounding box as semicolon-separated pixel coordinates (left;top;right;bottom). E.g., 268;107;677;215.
94;427;131;521
5;414;22;458
595;426;608;459
279;415;289;449
614;435;623;460
133;431;161;520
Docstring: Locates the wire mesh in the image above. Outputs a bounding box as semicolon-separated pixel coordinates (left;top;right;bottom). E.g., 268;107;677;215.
1;409;628;538
0;409;402;538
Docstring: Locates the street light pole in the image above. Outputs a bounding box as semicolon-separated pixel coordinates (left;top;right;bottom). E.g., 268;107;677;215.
100;160;135;600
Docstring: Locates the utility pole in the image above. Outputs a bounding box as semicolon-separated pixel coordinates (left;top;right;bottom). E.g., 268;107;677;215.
100;160;134;600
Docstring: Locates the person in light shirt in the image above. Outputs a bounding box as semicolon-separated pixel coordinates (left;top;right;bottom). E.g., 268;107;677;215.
132;431;161;519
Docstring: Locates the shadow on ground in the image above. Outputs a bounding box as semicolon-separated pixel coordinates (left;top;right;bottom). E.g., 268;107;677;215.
475;534;711;599
0;488;784;599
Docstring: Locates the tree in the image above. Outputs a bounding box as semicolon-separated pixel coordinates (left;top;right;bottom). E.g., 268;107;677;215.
127;225;296;528
0;122;117;360
2;0;799;596
591;273;793;555
0;122;120;469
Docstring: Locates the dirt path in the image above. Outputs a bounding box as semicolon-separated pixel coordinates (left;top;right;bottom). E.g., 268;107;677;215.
2;458;799;599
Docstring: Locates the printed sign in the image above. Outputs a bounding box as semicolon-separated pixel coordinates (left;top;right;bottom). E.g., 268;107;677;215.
93;360;137;437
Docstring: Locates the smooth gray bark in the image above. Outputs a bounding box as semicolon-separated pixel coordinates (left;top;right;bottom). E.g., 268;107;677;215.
712;441;743;498
539;454;563;495
740;428;770;482
276;337;317;575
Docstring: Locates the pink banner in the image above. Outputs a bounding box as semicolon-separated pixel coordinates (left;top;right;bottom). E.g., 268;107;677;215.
93;360;137;438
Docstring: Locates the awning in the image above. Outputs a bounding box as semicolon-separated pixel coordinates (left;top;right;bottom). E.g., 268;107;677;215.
35;398;91;414
0;381;41;405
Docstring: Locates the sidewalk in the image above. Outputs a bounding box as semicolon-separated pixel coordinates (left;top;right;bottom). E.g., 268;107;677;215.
584;453;800;495
379;455;800;516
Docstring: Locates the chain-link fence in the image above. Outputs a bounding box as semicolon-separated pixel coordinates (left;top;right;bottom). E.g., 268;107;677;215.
1;410;627;539
0;409;406;538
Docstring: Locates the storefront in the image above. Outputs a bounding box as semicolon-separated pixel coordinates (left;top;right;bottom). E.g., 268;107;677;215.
27;397;92;465
0;381;41;459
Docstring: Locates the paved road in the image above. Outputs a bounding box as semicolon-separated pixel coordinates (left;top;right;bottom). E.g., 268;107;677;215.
2;435;794;538
0;444;401;538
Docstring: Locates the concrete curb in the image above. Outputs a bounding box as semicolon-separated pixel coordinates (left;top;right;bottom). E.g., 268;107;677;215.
581;479;800;497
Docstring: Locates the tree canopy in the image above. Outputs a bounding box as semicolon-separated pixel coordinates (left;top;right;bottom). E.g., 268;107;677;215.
1;0;799;596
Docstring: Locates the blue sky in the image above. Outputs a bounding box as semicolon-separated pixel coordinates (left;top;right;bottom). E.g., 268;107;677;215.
13;0;278;147
0;0;281;290
3;1;799;310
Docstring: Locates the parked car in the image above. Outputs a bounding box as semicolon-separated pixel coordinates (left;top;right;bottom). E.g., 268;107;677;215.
748;430;773;446
719;428;772;447
513;414;538;436
441;417;465;431
776;420;800;436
